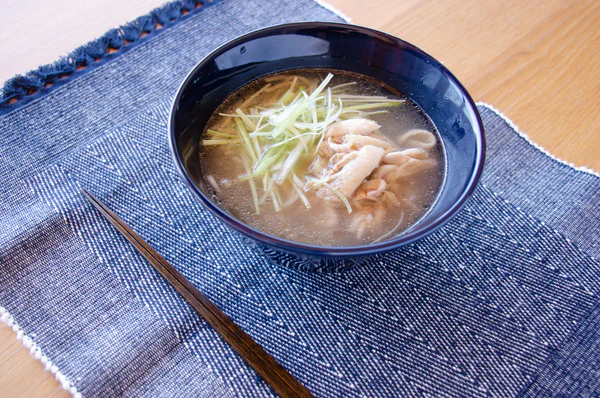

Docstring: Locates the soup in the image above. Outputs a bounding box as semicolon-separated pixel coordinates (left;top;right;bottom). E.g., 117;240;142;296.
200;70;444;246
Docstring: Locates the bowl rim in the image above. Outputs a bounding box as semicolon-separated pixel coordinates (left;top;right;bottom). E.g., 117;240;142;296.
168;21;485;257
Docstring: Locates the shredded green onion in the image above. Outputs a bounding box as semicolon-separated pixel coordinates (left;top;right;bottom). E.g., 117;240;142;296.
321;182;352;214
292;175;311;209
234;117;258;163
235;108;257;130
202;139;239;146
372;211;405;243
203;72;402;214
206;129;236;136
243;158;260;215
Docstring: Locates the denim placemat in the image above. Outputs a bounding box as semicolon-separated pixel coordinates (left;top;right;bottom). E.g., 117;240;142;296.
1;1;599;397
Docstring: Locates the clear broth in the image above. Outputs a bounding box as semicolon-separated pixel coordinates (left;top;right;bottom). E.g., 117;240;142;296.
200;69;444;246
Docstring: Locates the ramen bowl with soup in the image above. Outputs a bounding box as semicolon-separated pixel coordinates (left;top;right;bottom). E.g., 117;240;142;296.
169;22;485;272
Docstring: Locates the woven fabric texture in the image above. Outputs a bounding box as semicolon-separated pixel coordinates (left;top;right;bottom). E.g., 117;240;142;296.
1;1;599;397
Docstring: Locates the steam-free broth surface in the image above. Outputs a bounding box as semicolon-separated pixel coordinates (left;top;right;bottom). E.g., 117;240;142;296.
201;70;444;246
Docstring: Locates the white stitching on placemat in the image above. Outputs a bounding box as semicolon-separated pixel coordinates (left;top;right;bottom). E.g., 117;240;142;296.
313;0;352;22
0;307;83;398
477;102;600;178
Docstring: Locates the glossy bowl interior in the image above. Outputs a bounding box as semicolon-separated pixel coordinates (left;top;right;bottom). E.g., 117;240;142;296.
169;22;485;261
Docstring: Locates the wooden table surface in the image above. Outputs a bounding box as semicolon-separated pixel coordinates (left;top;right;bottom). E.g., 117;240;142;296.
1;0;598;396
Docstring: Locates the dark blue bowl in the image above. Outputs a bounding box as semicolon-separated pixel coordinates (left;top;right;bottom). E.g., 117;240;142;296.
169;22;485;272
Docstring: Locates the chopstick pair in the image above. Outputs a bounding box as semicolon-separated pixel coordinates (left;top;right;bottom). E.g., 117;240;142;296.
81;189;313;398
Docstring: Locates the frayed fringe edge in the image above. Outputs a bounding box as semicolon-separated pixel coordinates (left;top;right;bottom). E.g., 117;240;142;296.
313;0;352;22
0;307;83;398
477;102;600;178
0;0;213;108
0;0;348;109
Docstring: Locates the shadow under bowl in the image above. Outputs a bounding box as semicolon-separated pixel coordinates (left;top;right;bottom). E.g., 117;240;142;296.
169;22;485;272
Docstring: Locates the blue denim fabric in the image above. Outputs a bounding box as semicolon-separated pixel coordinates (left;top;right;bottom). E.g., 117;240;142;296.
1;1;599;397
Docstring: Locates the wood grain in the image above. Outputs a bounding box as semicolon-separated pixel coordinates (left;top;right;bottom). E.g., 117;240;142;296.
0;0;167;84
0;326;67;397
327;0;600;170
1;0;598;397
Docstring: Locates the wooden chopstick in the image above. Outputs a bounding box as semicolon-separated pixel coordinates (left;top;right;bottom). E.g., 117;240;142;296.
81;189;314;398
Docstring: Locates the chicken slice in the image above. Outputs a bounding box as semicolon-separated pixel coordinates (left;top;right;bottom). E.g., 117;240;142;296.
382;151;411;166
397;129;437;150
328;152;346;167
349;207;386;238
327;137;353;153
354;179;387;201
330;152;359;174
395;158;437;177
383;148;428;165
345;135;393;150
319;139;336;158
316;145;385;202
371;164;400;180
400;148;428;159
326;119;381;138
